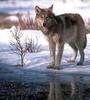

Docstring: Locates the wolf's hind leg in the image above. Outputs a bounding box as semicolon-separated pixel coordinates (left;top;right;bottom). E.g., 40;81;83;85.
76;36;86;65
76;30;87;65
67;43;78;63
77;49;84;65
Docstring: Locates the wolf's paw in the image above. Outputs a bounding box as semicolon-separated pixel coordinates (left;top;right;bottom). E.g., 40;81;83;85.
47;65;60;70
47;64;54;69
53;66;60;70
77;62;83;65
53;65;60;70
67;60;75;63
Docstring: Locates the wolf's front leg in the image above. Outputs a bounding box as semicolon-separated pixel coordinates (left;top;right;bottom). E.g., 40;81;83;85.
55;42;64;69
47;40;56;69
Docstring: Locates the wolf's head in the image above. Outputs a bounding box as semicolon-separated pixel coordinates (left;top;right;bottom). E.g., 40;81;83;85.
35;5;57;34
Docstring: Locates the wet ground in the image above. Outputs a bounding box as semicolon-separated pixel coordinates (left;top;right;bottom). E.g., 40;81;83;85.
0;71;90;100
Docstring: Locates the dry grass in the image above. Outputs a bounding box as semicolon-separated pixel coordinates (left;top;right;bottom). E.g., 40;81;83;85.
17;13;39;30
0;12;90;31
0;12;39;30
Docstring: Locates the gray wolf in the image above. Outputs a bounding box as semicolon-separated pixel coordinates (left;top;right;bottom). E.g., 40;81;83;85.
35;5;88;69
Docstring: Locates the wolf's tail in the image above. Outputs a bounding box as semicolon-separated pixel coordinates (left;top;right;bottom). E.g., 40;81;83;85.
86;27;90;34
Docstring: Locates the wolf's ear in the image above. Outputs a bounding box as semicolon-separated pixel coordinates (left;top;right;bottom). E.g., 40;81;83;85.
48;5;53;12
35;6;41;14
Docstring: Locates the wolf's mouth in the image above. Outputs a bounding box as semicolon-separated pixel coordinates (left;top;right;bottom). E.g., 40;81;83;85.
40;26;48;35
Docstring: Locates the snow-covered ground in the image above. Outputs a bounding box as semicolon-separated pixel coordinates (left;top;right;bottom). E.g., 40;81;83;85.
0;28;90;82
0;28;90;83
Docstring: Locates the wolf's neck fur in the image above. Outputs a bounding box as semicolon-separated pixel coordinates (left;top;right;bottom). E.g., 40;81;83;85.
41;15;65;37
47;15;65;35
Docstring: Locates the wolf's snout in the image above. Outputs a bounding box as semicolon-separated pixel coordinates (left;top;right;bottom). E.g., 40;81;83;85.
43;23;46;27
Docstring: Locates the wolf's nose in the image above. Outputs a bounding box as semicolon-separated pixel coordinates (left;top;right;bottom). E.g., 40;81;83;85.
43;23;46;27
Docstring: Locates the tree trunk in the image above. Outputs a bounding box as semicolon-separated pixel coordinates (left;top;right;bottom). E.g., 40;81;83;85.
21;53;24;67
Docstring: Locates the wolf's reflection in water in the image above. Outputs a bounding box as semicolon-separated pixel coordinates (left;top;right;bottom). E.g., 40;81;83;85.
47;74;88;100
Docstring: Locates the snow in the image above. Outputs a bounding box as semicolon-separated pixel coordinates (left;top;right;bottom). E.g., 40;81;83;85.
0;28;90;75
0;28;90;83
5;16;18;22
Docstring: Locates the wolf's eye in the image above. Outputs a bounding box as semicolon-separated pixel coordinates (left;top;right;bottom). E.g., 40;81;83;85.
40;15;44;19
46;17;49;20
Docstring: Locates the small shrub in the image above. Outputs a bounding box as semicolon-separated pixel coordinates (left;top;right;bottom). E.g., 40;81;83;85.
25;37;41;53
10;27;41;67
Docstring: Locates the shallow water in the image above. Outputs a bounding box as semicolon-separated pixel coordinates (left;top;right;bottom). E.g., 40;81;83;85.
0;72;90;100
